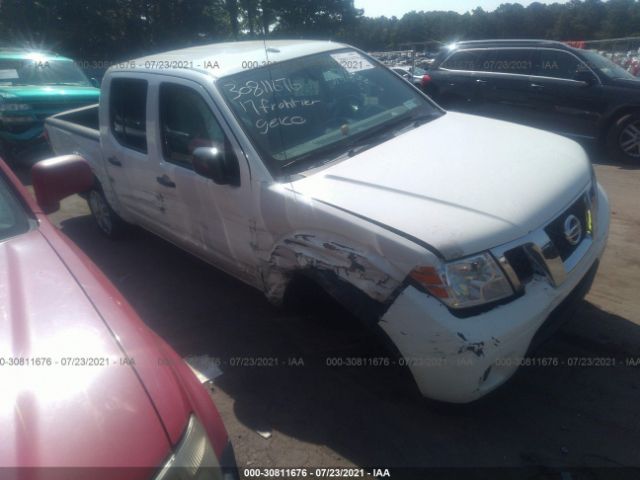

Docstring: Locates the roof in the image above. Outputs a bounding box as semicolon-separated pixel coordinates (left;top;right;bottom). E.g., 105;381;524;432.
451;39;572;49
110;39;349;78
0;48;71;61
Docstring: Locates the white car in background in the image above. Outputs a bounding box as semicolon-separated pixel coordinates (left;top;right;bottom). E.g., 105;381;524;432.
44;40;609;403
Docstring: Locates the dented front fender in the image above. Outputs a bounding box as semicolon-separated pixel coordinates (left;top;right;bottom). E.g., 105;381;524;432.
260;231;403;307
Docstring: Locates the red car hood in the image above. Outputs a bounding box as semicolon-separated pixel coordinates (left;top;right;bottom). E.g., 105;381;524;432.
0;229;170;469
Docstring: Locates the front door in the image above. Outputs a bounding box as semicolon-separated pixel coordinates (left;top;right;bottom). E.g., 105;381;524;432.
525;49;605;139
150;78;256;281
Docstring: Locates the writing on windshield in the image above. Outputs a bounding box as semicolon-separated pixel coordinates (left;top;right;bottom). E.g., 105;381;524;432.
219;49;436;175
223;78;319;135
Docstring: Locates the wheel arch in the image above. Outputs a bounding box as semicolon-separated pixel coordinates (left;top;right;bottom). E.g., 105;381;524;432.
600;105;640;143
260;232;408;322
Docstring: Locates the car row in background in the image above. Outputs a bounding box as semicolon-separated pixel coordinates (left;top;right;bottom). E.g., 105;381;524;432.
0;154;238;478
416;39;640;164
390;65;431;90
600;49;640;77
0;48;100;163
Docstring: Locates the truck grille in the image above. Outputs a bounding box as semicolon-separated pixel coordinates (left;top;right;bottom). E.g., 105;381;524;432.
544;195;589;261
493;184;596;291
503;246;534;284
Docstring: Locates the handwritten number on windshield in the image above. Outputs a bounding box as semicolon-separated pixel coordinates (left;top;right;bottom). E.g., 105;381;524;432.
224;78;302;101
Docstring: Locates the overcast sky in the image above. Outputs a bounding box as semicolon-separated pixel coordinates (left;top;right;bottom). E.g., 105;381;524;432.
353;0;571;17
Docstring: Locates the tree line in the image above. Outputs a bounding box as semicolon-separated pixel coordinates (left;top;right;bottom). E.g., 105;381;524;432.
0;0;639;62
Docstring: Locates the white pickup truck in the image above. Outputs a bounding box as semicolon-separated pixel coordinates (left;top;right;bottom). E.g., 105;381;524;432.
45;40;610;403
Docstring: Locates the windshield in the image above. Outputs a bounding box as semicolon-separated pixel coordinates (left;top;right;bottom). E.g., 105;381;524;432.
0;174;30;242
0;57;91;86
581;49;637;81
219;49;441;176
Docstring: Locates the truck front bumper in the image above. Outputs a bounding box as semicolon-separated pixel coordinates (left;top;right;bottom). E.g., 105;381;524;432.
380;185;610;403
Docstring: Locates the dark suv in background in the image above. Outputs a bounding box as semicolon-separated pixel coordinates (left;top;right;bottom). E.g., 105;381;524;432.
423;40;640;164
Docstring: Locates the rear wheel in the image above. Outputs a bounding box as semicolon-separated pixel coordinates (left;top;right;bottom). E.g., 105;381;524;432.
607;113;640;164
88;188;127;239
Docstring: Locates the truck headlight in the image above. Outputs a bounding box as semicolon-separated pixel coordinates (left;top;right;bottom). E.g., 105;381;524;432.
0;103;31;112
410;252;514;309
155;415;222;480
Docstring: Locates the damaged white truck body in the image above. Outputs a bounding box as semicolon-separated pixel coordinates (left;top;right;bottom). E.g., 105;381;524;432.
45;40;610;403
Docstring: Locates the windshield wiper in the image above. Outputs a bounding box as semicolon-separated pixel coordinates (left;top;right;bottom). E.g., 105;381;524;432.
345;110;438;158
281;110;440;175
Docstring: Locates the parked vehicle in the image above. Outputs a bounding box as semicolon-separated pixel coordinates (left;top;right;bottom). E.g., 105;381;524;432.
423;39;640;164
0;49;100;162
0;155;237;477
390;65;431;89
45;40;609;403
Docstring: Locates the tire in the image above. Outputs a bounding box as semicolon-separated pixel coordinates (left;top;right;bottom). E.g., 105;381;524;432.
87;188;127;239
606;113;640;164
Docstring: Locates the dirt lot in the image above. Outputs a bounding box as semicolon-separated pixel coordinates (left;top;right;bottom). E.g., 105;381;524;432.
14;150;640;478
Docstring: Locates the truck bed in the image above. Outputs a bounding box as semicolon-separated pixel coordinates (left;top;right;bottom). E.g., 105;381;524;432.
45;104;106;191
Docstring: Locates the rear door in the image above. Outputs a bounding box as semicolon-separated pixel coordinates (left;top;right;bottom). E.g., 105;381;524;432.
430;49;486;111
101;75;163;227
472;48;540;125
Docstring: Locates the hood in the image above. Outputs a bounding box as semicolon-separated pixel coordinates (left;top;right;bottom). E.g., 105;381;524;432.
0;229;170;468
292;112;591;259
0;84;100;102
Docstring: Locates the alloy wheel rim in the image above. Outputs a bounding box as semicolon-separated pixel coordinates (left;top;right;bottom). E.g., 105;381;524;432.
619;120;640;158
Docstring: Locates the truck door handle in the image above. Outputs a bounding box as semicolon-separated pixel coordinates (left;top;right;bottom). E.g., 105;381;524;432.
156;174;176;188
475;79;488;84
107;156;122;167
530;83;545;89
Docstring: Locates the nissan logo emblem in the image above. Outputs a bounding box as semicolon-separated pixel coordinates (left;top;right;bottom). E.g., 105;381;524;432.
563;214;583;246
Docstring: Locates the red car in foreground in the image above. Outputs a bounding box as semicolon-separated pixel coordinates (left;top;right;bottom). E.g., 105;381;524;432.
0;155;237;479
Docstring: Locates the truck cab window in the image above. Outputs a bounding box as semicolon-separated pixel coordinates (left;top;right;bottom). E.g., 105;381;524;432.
159;83;226;169
109;78;148;152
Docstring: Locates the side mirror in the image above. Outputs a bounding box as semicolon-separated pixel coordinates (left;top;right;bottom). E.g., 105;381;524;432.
192;144;240;186
31;155;94;214
574;70;597;86
90;77;100;88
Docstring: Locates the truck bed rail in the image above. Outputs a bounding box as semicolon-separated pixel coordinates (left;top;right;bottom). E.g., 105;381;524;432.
45;104;100;142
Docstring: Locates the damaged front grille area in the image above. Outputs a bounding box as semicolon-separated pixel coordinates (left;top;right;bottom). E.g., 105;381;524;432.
503;246;534;285
492;184;597;292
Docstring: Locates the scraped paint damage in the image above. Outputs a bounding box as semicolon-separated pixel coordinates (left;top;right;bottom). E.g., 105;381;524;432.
260;233;401;306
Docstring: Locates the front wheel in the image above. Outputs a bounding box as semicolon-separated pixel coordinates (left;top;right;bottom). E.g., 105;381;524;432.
606;113;640;164
88;188;127;239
